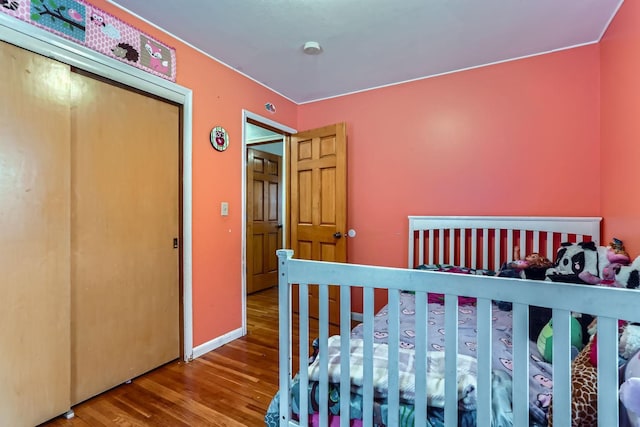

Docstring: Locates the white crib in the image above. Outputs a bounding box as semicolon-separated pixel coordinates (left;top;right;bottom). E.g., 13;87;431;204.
276;216;640;427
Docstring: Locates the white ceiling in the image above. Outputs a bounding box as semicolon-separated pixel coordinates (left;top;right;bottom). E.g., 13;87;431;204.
107;0;623;104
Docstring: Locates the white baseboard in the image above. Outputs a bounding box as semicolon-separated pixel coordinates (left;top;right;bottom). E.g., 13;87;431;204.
191;327;244;359
351;312;363;322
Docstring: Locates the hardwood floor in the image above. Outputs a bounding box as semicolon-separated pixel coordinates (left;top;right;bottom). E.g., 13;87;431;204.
42;287;283;427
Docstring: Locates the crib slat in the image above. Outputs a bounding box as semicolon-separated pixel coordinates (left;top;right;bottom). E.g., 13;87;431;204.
552;309;572;426
339;286;351;427
597;317;619;427
512;302;530;427
419;230;425;266
409;228;416;268
299;284;309;426
428;229;434;265
518;229;525;258
460;229;466;266
278;253;292;427
494;230;501;271
449;228;455;264
546;231;554;259
506;230;514;263
387;289;400;427
319;284;329;427
476;298;492;427
532;230;540;253
471;229;478;267
444;295;459;427
482;228;489;269
362;287;374;427
414;291;427;427
438;229;445;264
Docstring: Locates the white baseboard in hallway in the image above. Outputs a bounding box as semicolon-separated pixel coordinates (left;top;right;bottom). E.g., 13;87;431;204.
192;327;243;359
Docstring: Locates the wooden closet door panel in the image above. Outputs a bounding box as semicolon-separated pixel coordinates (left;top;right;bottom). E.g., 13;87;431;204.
70;72;180;404
0;42;71;426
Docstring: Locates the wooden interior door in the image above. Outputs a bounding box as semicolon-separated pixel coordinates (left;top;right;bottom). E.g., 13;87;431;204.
70;71;181;404
0;41;71;426
247;148;282;294
290;123;347;325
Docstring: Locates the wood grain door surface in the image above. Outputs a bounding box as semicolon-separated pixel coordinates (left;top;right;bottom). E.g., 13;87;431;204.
70;71;181;404
0;41;72;427
1;40;182;422
290;123;347;325
247;148;282;294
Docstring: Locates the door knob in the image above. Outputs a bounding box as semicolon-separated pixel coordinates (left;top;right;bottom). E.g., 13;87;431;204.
333;232;342;238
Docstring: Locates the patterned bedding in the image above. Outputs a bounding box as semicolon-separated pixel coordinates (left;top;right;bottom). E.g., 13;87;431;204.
308;335;479;409
265;291;556;426
351;292;555;425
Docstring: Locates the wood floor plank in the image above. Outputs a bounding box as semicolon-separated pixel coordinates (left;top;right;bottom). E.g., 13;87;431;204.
40;287;285;427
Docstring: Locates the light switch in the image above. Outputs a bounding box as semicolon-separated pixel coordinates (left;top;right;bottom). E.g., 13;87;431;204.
221;202;229;216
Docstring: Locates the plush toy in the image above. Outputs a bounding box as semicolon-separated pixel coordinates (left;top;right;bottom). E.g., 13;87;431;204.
601;262;623;286
621;325;640;359
548;340;598;426
545;242;609;285
525;253;553;268
588;319;630;367
548;322;634;427
614;256;640;289
500;251;552;281
620;348;640;427
620;377;640;427
504;259;529;270
608;237;630;262
509;248;552;270
536;317;583;362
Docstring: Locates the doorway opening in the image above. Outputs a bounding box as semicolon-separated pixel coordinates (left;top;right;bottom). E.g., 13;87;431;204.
241;111;296;334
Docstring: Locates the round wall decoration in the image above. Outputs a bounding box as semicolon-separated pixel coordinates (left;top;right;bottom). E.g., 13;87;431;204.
210;126;229;152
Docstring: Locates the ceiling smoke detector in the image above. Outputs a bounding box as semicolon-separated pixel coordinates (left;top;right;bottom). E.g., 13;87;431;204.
303;41;322;55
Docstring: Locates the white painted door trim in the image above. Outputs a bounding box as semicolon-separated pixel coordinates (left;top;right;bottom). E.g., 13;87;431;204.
0;13;195;362
241;110;296;335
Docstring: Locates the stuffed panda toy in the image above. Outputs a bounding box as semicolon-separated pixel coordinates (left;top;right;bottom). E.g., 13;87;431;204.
613;256;640;289
545;242;608;285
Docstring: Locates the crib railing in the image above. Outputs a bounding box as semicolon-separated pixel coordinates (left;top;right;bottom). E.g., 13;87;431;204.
408;216;602;271
277;249;640;427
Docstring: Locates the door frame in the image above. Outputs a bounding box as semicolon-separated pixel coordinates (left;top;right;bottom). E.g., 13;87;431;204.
241;110;296;334
0;14;195;361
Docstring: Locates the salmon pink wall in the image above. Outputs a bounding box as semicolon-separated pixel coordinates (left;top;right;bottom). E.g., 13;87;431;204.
35;1;616;343
91;1;297;347
600;1;640;254
299;47;601;273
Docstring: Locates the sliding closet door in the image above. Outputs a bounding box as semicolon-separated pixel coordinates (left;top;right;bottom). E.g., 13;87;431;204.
70;71;180;404
0;42;71;426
